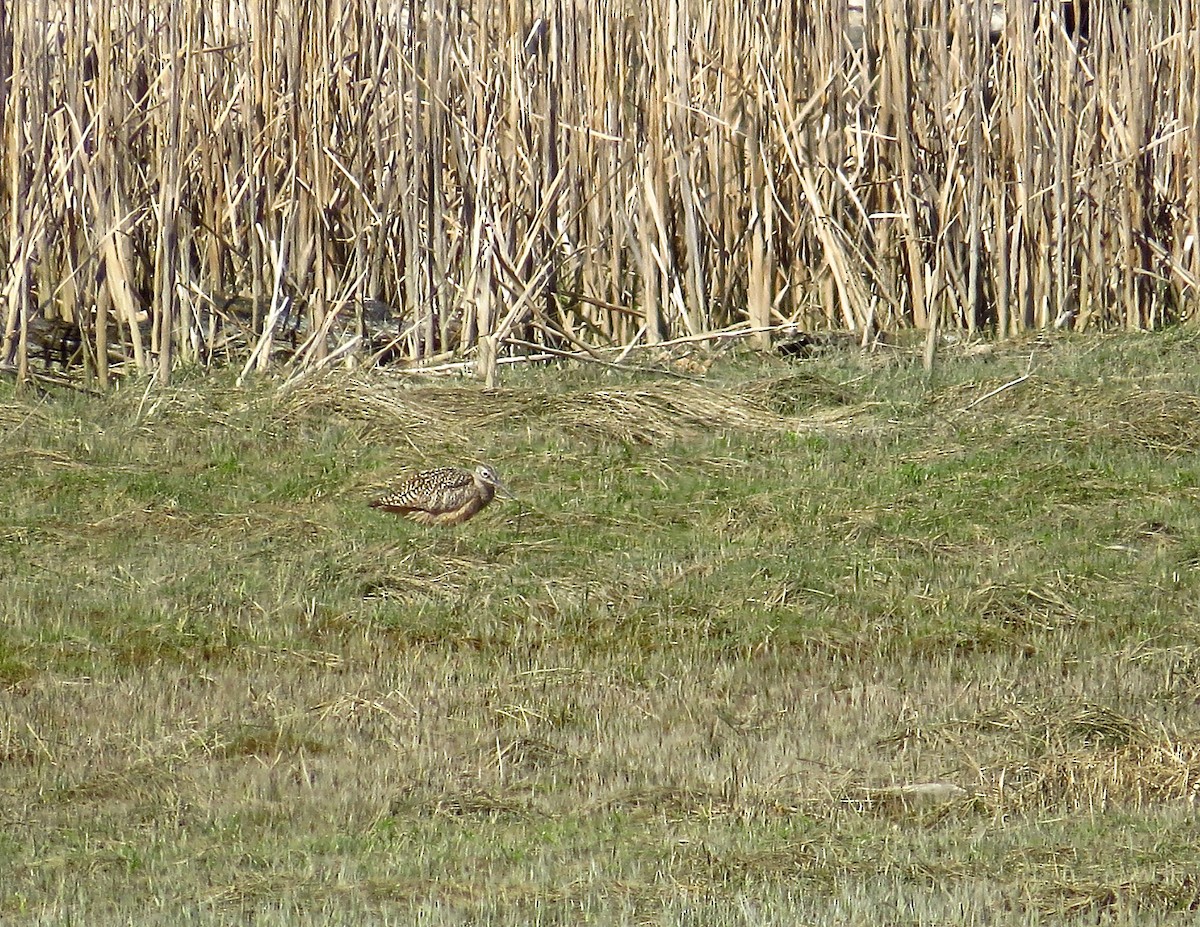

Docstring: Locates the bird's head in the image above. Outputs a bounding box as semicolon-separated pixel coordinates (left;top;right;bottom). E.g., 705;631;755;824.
474;464;513;499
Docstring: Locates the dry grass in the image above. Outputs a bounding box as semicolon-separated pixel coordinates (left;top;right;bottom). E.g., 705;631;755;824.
278;371;858;453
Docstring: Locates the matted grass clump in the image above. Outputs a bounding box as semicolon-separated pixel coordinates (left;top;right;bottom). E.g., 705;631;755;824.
4;333;1200;924
278;371;858;449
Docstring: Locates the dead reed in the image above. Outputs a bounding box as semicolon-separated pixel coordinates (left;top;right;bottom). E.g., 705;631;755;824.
0;0;1194;384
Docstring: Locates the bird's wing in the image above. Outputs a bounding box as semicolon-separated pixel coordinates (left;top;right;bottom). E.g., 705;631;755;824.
420;467;474;488
426;480;479;514
371;467;482;517
376;468;467;510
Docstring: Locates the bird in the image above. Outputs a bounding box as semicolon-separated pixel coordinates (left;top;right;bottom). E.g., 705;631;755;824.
369;465;508;526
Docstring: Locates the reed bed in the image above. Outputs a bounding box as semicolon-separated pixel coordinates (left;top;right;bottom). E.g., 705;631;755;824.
0;0;1194;384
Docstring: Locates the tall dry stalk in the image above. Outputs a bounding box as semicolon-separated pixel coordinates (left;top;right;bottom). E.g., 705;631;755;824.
0;0;1194;384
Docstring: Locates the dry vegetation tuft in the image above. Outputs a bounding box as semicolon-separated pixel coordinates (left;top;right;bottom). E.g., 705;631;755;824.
279;371;855;451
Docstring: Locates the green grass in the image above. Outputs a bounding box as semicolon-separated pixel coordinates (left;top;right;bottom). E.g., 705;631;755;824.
5;332;1200;924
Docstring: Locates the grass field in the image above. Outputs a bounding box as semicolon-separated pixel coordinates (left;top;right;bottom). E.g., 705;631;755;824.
5;333;1200;924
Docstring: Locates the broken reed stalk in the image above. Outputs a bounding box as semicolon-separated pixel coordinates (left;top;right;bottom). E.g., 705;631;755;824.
0;0;1194;385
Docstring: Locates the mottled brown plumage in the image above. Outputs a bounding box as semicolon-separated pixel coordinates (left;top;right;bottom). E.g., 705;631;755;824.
370;465;507;526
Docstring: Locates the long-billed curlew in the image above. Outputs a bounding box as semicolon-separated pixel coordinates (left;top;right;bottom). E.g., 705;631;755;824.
370;465;508;526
